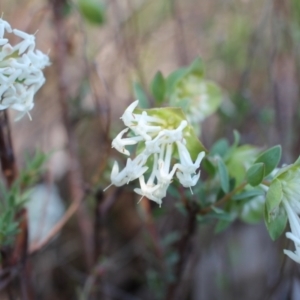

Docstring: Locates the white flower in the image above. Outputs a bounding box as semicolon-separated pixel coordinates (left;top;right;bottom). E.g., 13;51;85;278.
0;18;50;119
176;141;205;174
105;100;205;206
112;128;143;156
283;199;300;263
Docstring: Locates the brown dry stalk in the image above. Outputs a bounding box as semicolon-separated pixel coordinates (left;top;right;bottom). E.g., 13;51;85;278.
50;0;95;268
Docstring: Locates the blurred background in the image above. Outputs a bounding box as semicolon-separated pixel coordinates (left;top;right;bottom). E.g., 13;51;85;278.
1;0;300;299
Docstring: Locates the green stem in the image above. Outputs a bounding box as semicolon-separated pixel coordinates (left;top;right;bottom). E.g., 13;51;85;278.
199;181;248;214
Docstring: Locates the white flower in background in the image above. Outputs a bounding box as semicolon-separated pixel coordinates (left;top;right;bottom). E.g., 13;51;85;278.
170;66;222;136
105;100;206;206
279;166;300;263
0;18;50;119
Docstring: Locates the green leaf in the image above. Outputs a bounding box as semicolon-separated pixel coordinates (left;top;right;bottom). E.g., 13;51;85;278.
210;139;230;157
166;68;186;97
233;130;240;148
246;163;265;186
151;71;165;104
201;157;216;176
232;189;264;201
239;195;264;224
214;219;233;234
133;82;149;108
217;159;230;193
255;145;282;176
264;205;287;240
265;178;283;221
187;57;205;77
78;0;106;25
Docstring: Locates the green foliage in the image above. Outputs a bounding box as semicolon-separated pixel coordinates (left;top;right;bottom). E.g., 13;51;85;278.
264;179;286;240
264;206;287;241
78;0;106;25
168;57;222;131
226;144;259;186
217;158;229;193
151;71;166;104
246;163;265;186
202;157;216;176
0;150;49;247
210;139;230;157
133;82;149;108
237;191;265;224
0;209;19;246
255;145;281;176
265;179;283;220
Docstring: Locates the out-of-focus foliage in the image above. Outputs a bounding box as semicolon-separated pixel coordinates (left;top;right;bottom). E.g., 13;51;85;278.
78;0;106;25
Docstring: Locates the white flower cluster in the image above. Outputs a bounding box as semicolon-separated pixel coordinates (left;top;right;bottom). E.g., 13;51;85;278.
105;100;205;207
0;18;50;119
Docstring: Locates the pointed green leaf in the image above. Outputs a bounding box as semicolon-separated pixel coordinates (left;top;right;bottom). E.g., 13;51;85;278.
265;178;283;221
166;68;186;96
210;139;230;157
264;205;287;240
232;189;264;201
151;71;165;104
255;145;282;176
246;162;265;186
133;82;149;108
187;57;205;77
217;158;230;193
78;0;106;25
202;157;216;176
233;130;240;148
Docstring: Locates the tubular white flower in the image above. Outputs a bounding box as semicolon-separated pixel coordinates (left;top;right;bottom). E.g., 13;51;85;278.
120;100;139;127
176;171;200;189
130;111;161;141
134;176;162;207
156;144;177;185
106;100;205;206
0;18;50;119
112;128;143;156
283;199;300;263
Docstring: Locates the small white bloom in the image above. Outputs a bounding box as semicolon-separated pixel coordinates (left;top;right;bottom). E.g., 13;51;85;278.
106;101;205;206
0;19;12;37
134;176;162;206
13;29;36;54
130;111;161;141
176;141;205;174
112;128;143;156
0;18;50;119
176;171;200;189
120;100;139;127
156;143;177;185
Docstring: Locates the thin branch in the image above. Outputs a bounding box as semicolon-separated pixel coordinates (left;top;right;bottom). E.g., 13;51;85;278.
198;181;247;215
29;199;80;254
165;201;197;300
50;0;95;268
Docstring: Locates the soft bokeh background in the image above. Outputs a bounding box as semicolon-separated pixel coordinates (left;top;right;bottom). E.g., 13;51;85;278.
1;0;300;299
